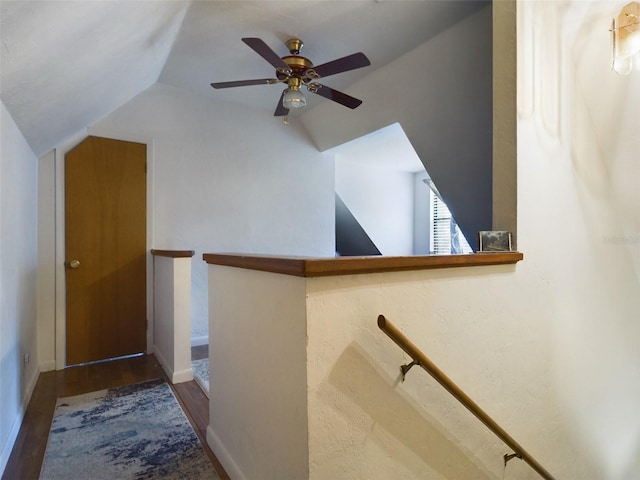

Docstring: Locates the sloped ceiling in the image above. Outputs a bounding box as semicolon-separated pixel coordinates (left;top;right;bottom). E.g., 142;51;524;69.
0;1;188;156
1;0;486;158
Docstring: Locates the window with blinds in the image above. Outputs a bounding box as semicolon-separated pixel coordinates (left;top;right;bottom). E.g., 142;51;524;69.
429;189;473;254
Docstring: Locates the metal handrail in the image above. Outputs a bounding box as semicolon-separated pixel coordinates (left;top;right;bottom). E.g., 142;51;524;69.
377;314;555;480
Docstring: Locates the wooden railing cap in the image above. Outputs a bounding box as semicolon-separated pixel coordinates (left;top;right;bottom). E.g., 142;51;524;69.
151;249;195;258
202;252;523;277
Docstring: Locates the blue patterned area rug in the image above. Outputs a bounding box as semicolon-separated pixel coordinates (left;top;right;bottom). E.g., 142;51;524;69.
40;378;219;480
192;358;209;396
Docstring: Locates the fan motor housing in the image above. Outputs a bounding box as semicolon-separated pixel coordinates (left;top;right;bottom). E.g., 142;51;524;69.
277;55;314;79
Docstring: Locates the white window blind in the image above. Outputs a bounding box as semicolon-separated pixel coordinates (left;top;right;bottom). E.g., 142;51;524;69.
429;189;473;254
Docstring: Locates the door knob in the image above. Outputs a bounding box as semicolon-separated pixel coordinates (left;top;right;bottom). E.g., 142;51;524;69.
69;260;80;269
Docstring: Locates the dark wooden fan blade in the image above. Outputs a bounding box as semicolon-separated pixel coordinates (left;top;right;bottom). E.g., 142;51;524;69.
310;85;363;109
312;52;370;78
242;37;290;71
211;78;277;89
274;90;289;116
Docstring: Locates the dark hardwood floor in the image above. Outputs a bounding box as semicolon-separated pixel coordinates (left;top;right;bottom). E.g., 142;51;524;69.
2;347;228;480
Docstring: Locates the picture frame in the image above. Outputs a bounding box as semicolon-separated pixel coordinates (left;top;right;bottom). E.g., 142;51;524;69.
478;231;513;252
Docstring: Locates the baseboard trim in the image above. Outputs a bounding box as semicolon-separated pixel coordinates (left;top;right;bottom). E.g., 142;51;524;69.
206;425;246;480
39;360;56;372
1;365;40;477
172;367;194;384
24;365;39;404
0;408;24;477
154;346;194;384
153;347;174;380
194;375;209;398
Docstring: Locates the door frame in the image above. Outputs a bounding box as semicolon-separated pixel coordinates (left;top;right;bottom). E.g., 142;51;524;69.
54;131;155;370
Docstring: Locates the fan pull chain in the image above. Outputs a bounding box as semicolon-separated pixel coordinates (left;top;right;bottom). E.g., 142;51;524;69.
283;116;289;125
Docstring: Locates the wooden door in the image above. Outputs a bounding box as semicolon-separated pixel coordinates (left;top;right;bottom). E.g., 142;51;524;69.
65;136;147;366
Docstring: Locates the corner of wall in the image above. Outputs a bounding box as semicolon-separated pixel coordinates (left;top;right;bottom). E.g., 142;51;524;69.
493;0;518;244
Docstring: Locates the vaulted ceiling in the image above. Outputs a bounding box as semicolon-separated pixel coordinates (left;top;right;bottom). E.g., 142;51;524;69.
0;0;487;157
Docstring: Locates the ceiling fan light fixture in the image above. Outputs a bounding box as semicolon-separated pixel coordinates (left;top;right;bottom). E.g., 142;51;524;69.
211;37;370;116
283;85;306;109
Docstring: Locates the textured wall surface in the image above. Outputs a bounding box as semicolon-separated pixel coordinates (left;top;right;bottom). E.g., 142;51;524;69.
152;255;193;383
0;101;39;474
207;265;309;480
305;268;540;480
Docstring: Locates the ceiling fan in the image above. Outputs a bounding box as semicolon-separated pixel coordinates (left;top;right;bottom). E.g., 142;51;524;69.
210;37;370;117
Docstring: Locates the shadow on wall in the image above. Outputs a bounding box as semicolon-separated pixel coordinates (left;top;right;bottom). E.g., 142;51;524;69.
319;343;495;479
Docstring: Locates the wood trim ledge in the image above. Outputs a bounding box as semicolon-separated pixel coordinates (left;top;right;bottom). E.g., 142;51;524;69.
202;252;523;277
151;249;195;258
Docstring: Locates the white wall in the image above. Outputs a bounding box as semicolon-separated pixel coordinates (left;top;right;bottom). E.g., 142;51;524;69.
87;83;335;345
333;123;426;256
305;267;542;480
303;6;494;245
207;265;309;480
336;161;415;255
37;151;56;372
413;171;431;254
514;2;639;477
153;255;193;383
0;101;39;474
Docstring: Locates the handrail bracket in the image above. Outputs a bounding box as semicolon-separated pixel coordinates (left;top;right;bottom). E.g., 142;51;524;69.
400;359;421;382
504;452;523;466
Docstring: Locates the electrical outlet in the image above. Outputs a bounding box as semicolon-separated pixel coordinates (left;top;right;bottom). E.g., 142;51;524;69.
23;353;29;365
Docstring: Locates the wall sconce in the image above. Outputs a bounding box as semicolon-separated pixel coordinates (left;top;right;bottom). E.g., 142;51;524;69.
612;1;640;74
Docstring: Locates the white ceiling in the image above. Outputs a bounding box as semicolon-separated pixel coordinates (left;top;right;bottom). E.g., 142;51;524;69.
329;122;425;173
0;0;487;157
